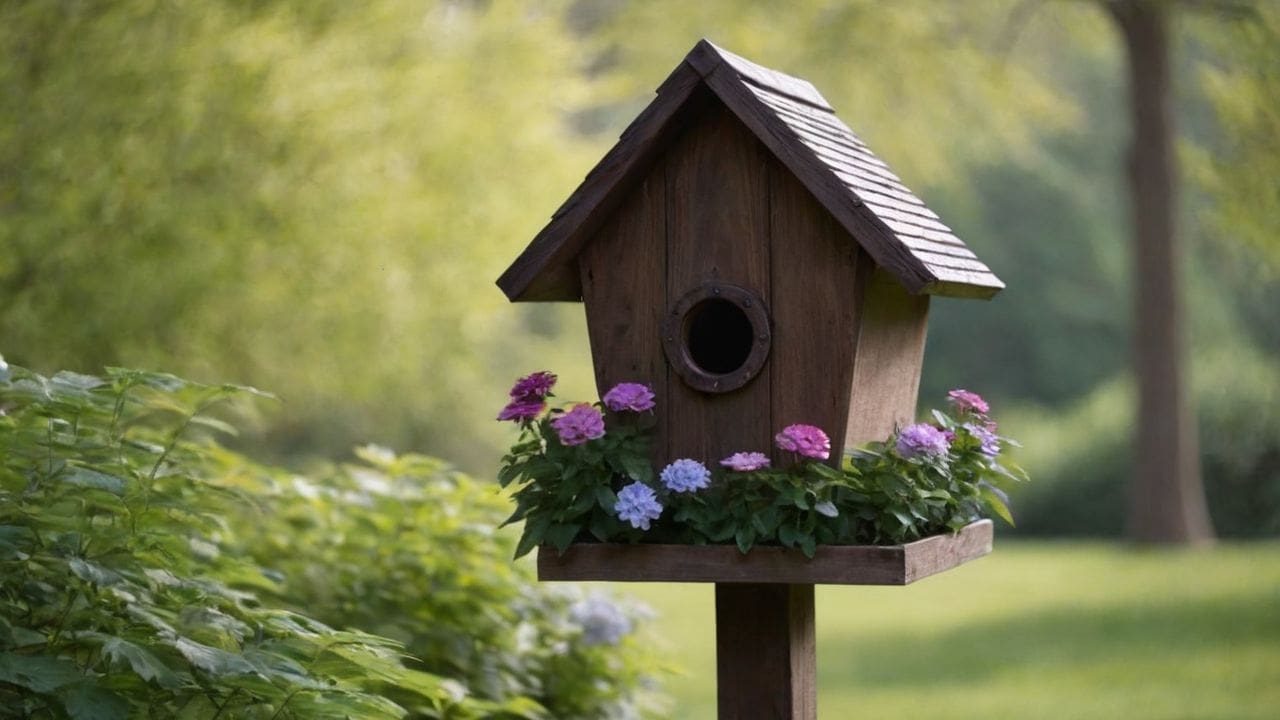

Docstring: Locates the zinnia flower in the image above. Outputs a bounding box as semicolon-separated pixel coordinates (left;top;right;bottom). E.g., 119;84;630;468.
497;398;545;422
551;404;605;446
946;389;990;415
659;459;711;493
964;422;1001;457
510;371;557;400
720;452;771;472
896;423;951;459
603;382;656;412
774;424;831;460
614;482;663;529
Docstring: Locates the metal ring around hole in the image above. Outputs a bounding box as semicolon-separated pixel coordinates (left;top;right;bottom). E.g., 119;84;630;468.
662;282;771;394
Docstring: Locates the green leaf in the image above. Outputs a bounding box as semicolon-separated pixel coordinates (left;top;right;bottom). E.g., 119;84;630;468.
734;527;756;555
69;558;123;587
171;637;255;676
63;467;126;496
59;683;129;720
100;637;182;688
545;523;580;554
594;485;619;511
981;486;1016;526
0;652;84;693
618;452;653;483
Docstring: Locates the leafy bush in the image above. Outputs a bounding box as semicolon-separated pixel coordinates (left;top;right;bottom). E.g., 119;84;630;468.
0;360;661;718
1001;346;1280;538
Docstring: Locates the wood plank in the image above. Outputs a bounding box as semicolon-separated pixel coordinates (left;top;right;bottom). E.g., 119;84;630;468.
844;268;930;447
496;61;704;301
579;158;668;462
536;520;994;585
664;103;772;465
716;584;816;720
769;159;864;464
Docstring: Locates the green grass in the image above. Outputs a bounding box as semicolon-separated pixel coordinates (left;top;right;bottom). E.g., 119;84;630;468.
608;542;1280;719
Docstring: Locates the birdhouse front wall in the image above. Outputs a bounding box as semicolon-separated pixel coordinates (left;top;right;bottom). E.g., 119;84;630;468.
580;97;905;467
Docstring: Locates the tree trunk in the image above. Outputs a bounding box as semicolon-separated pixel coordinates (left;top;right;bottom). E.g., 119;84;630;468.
1108;0;1215;544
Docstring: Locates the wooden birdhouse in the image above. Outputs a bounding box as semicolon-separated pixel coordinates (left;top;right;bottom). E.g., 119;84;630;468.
499;40;1003;470
497;41;1005;719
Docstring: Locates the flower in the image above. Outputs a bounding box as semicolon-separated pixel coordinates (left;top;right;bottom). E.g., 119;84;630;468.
720;452;771;472
896;423;951;459
551;404;605;446
614;482;663;529
660;459;711;493
510;371;557;400
964;422;1001;457
947;389;990;415
497;398;545;422
569;594;633;646
774;424;831;460
603;382;656;412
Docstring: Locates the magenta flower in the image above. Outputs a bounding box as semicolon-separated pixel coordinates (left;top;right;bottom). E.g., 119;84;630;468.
551;404;606;446
947;389;990;415
497;398;546;422
774;424;831;460
603;383;656;412
510;371;557;400
720;452;771;472
896;423;951;459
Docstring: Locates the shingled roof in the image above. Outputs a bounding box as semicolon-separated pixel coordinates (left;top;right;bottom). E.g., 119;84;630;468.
498;39;1004;301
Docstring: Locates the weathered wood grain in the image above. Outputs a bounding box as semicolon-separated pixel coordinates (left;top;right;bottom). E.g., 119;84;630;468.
716;583;816;720
536;520;993;585
844;268;930;447
664;104;772;465
579;158;668;462
768;160;864;464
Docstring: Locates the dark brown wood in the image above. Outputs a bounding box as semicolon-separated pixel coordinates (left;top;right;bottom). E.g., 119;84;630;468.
769;160;865;463
498;39;1004;302
716;583;816;720
1109;0;1214;545
537;519;993;585
662;281;772;394
844;268;930;447
664;104;772;464
579;157;669;461
496;61;703;301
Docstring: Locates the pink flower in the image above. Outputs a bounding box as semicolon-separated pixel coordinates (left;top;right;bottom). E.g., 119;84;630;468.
551;404;606;446
947;389;990;415
497;398;545;422
720;452;771;472
603;383;656;412
774;424;830;460
510;371;557;400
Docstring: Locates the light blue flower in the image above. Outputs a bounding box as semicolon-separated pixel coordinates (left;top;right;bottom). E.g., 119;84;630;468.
614;482;662;530
569;594;633;646
659;458;711;493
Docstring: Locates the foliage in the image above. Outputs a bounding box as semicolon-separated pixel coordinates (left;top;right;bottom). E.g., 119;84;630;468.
0;360;662;719
498;379;1025;557
1000;345;1280;538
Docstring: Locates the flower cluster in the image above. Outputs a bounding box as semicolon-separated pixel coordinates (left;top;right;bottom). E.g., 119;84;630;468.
775;424;831;460
497;371;557;422
551;404;606;446
615;482;662;530
603;383;656;413
896;424;950;459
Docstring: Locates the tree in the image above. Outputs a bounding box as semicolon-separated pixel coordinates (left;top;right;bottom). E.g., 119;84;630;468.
1106;0;1214;544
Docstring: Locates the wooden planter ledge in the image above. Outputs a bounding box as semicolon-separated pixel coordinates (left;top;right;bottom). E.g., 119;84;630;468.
538;518;992;586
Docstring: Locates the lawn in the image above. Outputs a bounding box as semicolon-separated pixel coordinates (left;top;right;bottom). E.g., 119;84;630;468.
606;542;1280;719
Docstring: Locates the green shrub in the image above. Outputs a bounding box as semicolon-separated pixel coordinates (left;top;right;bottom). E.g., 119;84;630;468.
1001;346;1280;538
0;360;661;718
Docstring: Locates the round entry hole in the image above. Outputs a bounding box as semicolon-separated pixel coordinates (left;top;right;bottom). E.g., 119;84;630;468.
685;298;754;375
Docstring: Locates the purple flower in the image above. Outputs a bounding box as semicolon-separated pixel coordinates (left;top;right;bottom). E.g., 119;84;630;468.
775;424;831;460
947;389;990;415
896;423;951;459
510;371;557;400
603;382;656;412
964;422;1001;457
551;404;606;446
497;398;546;422
614;482;663;529
660;459;711;493
720;452;771;472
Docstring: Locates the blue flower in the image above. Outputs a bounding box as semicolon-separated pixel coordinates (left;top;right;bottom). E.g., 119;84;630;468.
659;458;711;493
614;482;662;530
569;594;633;646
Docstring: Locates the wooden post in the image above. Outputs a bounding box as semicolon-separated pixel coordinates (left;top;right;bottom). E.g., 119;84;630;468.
715;583;816;719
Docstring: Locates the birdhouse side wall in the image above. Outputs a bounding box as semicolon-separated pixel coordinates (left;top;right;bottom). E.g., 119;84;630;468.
844;269;930;447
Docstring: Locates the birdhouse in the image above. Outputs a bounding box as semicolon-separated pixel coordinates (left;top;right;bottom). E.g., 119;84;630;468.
498;40;1003;469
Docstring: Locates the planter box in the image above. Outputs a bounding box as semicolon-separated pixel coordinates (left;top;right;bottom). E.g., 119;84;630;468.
538;519;992;586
